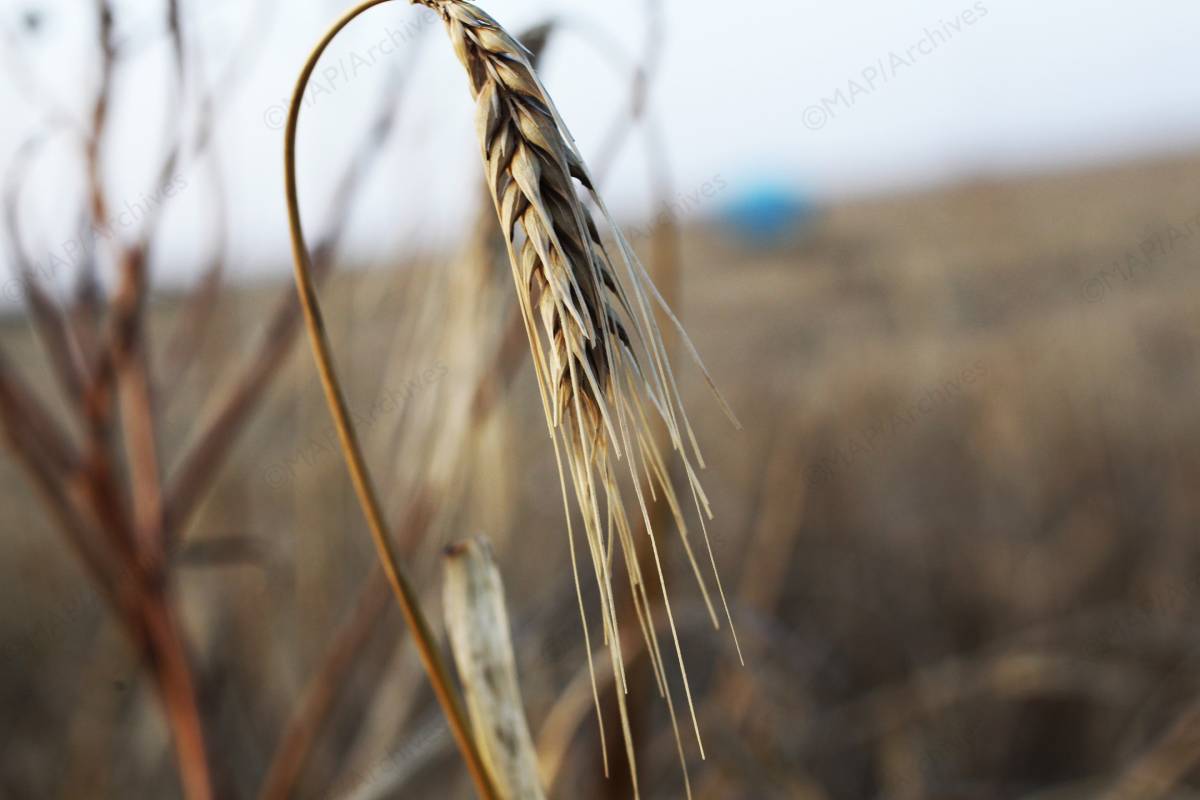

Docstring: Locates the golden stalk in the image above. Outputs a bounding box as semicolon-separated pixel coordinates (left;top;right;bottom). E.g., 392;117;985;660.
282;3;498;798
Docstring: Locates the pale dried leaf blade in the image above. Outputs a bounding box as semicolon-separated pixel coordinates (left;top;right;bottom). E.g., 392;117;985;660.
443;537;547;800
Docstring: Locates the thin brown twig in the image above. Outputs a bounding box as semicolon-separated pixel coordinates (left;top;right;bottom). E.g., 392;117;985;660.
130;0;187;250
0;347;79;474
109;242;167;566
3;139;90;411
133;593;218;800
0;345;139;568
80;0;115;306
0;353;116;596
76;0;124;541
160;0;278;399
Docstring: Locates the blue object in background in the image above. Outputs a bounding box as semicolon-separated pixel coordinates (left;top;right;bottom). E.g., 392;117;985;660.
719;182;816;246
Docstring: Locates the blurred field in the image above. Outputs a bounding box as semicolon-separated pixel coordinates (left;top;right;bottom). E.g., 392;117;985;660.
3;150;1200;798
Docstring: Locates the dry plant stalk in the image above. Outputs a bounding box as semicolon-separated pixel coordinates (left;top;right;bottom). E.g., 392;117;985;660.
444;537;546;800
282;5;499;799
0;2;215;796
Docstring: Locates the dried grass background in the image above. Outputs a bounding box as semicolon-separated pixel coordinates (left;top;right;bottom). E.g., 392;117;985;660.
2;2;1200;799
3;151;1199;798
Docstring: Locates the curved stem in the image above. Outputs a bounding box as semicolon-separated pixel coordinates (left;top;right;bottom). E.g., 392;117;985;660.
282;3;498;799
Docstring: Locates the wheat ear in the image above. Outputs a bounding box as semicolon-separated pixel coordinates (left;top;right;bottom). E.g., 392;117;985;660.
412;2;742;796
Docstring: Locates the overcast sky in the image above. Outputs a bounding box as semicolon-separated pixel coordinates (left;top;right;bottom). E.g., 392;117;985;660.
3;0;1200;290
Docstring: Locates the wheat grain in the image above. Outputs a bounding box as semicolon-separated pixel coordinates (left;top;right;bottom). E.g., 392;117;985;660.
412;2;741;795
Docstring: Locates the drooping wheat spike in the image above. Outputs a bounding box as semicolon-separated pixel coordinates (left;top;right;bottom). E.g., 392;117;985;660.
413;1;742;795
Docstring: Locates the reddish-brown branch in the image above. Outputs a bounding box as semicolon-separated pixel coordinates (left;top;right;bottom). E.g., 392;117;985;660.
109;243;167;568
83;0;114;251
135;594;218;800
0;350;213;800
0;348;79;474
